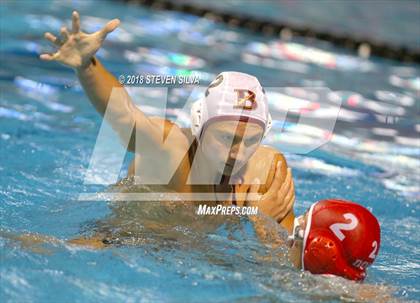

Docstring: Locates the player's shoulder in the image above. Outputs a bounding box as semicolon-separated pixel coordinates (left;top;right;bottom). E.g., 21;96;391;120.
255;144;287;163
148;116;190;149
257;144;278;154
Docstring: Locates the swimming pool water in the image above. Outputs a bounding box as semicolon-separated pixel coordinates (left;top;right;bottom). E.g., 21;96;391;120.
0;0;419;302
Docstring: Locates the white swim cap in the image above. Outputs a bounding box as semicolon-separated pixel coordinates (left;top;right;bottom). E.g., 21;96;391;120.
191;71;272;139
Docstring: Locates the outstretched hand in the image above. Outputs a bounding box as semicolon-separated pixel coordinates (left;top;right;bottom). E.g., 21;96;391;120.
40;11;120;69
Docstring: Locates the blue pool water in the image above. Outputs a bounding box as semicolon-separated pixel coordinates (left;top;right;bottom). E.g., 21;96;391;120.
0;0;419;302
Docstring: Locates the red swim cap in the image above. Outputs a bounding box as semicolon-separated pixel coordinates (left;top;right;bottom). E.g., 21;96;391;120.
302;199;381;281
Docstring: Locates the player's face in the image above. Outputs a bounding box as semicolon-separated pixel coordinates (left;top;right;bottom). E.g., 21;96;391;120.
200;120;263;175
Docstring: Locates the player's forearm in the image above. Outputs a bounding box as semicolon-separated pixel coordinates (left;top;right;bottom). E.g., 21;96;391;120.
76;57;123;116
75;57;162;151
250;215;285;248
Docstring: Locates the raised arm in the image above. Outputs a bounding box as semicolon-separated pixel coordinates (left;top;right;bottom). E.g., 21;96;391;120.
40;11;177;152
76;55;122;117
76;56;167;152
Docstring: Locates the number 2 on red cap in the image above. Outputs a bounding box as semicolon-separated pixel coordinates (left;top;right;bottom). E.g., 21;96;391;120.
329;213;359;241
369;241;378;259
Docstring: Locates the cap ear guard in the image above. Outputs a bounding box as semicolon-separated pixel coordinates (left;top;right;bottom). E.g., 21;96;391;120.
264;112;272;139
190;98;204;138
303;233;366;281
303;232;341;274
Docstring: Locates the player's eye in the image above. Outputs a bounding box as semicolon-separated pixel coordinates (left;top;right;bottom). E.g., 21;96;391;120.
245;137;258;146
222;134;233;142
245;135;260;146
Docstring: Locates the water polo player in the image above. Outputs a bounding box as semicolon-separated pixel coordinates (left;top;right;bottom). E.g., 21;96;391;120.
40;11;295;224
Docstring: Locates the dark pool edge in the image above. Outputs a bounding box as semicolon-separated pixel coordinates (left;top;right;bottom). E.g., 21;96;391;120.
120;0;420;64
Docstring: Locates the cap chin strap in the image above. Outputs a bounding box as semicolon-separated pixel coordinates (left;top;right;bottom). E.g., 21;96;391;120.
190;99;272;140
288;215;305;242
301;202;317;271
